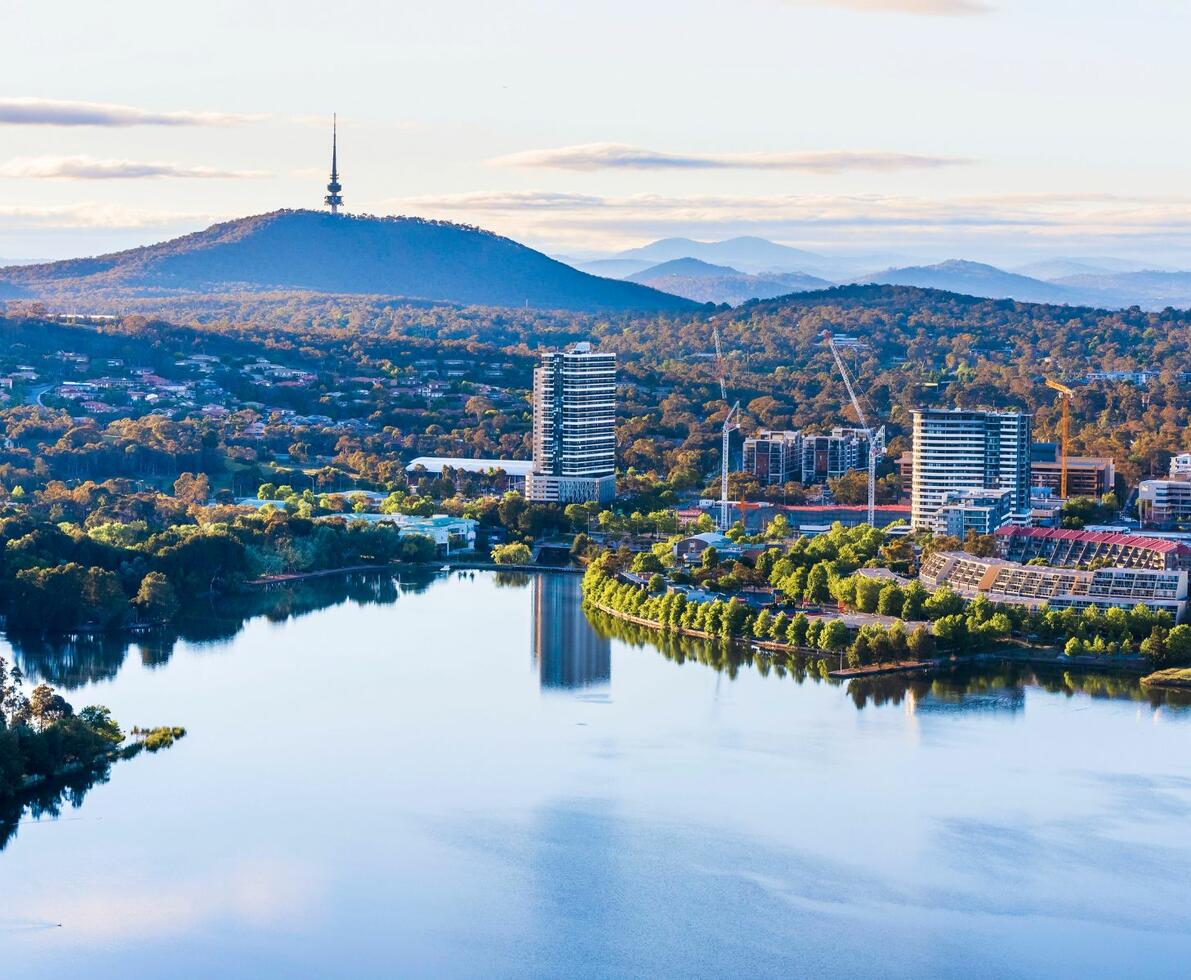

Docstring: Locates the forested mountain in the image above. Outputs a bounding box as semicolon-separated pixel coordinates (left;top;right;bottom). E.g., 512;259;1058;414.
0;210;698;313
626;257;831;305
852;259;1081;305
854;258;1191;310
1052;269;1191;309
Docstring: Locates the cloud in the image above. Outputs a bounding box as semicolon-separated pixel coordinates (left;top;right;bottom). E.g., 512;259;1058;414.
788;0;993;15
388;188;1191;253
0;202;226;229
489;142;968;173
0;98;262;127
0;155;270;180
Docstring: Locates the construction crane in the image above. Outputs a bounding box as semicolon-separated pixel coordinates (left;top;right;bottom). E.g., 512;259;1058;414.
1045;377;1075;498
825;333;884;526
713;325;741;531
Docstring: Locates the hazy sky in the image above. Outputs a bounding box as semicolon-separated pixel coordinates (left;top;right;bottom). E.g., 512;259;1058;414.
3;0;1191;265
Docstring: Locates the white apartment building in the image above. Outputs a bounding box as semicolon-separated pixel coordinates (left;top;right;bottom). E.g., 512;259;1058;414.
933;487;1016;537
911;409;1031;531
1139;479;1191;529
1169;453;1191;478
526;343;617;504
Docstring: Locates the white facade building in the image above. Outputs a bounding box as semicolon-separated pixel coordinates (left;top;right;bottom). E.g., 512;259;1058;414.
1169;453;1191;478
526;343;617;504
1139;479;1191;529
933;487;1015;537
911;409;1031;531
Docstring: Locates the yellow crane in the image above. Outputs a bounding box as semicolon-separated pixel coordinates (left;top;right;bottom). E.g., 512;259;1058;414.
1045;378;1075;498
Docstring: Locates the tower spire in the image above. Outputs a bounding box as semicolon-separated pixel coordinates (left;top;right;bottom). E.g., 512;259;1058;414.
324;113;343;215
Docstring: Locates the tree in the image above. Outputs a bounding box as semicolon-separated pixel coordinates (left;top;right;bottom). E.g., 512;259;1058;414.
78;705;123;744
28;683;73;732
819;619;850;653
173;471;210;506
787;613;810;647
764;514;790;540
491;542;532;565
1166;624;1191;665
804;562;831;604
722;598;751;637
632;551;665;575
963;532;996;558
876;584;905;618
906;625;936;660
134;571;180;623
401;533;436;563
701;546;719;570
648;573;666;593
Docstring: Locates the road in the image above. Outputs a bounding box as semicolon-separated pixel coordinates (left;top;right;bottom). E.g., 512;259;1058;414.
24;384;52;407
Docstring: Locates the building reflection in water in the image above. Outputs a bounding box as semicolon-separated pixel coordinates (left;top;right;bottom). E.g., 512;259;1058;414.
532;573;611;691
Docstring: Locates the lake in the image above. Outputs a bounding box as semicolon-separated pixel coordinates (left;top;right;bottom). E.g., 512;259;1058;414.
2;570;1190;979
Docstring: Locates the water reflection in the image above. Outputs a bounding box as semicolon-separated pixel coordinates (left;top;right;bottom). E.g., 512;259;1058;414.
584;605;1191;713
0;765;113;853
532;575;610;691
846;664;1191;711
8;570;436;689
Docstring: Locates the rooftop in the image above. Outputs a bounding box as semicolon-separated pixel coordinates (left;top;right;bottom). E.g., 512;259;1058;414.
995;525;1189;555
406;456;533;476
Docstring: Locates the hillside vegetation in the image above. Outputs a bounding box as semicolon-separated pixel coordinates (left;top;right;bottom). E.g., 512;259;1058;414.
0;210;699;314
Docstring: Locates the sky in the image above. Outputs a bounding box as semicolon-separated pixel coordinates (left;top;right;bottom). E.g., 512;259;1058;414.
3;0;1191;267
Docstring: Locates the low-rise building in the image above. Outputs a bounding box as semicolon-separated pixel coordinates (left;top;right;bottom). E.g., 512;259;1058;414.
995;526;1191;571
919;550;1187;619
672;532;743;564
405;456;533;493
934;488;1015;537
1029;444;1116;499
1139;479;1191;529
1169;453;1191;478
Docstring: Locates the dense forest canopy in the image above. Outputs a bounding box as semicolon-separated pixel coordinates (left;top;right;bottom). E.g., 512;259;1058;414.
3;282;1188;495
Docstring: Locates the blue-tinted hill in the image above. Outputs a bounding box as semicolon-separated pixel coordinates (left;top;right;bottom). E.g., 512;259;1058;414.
0;210;699;313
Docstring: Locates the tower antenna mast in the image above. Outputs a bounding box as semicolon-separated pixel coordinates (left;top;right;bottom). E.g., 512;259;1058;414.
324;113;343;215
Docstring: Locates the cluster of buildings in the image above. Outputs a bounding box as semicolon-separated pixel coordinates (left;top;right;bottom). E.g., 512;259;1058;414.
742;427;879;486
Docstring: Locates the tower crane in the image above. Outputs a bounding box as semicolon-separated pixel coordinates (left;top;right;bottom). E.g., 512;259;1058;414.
825;333;884;527
713;325;741;531
1045;377;1075;498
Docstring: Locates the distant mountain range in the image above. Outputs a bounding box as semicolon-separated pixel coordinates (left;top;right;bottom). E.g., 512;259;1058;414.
609;236;844;278
850;259;1078;305
0;210;698;313
853;259;1191;309
625;257;831;305
567;237;1191;310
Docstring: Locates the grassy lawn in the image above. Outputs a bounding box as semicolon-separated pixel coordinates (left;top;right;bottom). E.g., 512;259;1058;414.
1140;667;1191;688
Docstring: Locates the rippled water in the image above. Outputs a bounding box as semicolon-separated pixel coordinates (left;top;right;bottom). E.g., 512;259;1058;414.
2;571;1189;979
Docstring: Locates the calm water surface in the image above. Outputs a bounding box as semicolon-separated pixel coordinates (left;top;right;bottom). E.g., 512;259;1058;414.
1;571;1189;979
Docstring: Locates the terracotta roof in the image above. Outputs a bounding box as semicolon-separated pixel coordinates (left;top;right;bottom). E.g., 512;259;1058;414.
995;525;1188;554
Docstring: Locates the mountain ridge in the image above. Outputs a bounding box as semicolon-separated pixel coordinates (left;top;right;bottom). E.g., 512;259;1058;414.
0;210;699;313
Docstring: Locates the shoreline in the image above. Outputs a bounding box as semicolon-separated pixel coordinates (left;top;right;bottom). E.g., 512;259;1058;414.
585;598;1156;679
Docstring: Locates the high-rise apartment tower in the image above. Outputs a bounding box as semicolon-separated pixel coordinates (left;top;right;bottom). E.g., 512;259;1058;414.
526;343;617;504
911;408;1031;530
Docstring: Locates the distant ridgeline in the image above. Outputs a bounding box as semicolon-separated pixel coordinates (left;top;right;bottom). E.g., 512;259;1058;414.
0;210;699;313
